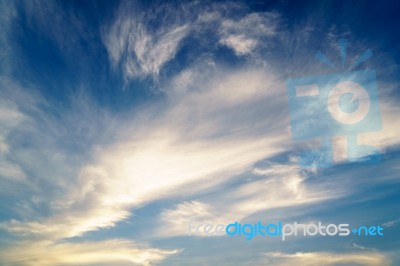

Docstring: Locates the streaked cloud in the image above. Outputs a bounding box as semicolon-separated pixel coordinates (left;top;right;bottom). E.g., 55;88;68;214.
1;0;399;265
263;251;390;266
102;2;192;82
0;96;26;181
2;64;291;240
0;239;179;266
219;13;280;56
383;219;400;228
154;163;335;238
103;2;280;83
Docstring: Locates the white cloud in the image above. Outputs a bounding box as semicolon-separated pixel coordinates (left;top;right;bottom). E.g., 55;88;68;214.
1;63;292;241
220;35;257;55
103;3;190;82
263;251;390;266
0;239;180;266
103;2;281;83
327;86;400;164
351;243;376;251
154;162;335;238
0;160;26;181
0;79;180;264
0;97;27;181
358;94;400;150
219;12;280;56
0;1;399;265
383;219;400;228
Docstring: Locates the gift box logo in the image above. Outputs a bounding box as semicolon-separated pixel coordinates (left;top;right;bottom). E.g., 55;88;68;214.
287;40;382;168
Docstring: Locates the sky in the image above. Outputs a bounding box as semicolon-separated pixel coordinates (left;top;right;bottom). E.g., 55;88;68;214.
0;0;399;265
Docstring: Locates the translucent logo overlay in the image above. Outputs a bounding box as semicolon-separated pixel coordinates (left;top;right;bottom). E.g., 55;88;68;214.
187;220;384;241
286;39;382;168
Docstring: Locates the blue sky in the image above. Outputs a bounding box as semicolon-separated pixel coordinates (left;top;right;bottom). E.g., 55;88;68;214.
0;0;400;265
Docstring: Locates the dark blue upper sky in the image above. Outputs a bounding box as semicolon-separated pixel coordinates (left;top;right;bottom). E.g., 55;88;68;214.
5;0;400;109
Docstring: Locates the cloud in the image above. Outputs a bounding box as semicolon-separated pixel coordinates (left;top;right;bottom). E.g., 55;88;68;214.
0;239;179;266
102;2;191;82
358;93;400;151
220;35;257;56
103;2;281;83
0;1;17;74
0;2;300;255
4;65;290;239
6;49;396;243
0;78;181;264
1;1;399;264
263;251;390;266
326;86;400;164
219;12;280;56
351;243;376;251
154;162;336;238
0;97;26;181
383;219;400;228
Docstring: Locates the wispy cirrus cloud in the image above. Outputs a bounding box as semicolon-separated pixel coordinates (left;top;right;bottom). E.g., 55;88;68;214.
2;64;291;240
0;2;290;261
102;2;192;82
2;38;398;259
382;219;400;228
102;1;281;83
263;251;390;266
219;12;280;56
1;1;400;265
0;98;26;182
0;78;183;265
0;239;180;266
154;162;336;238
